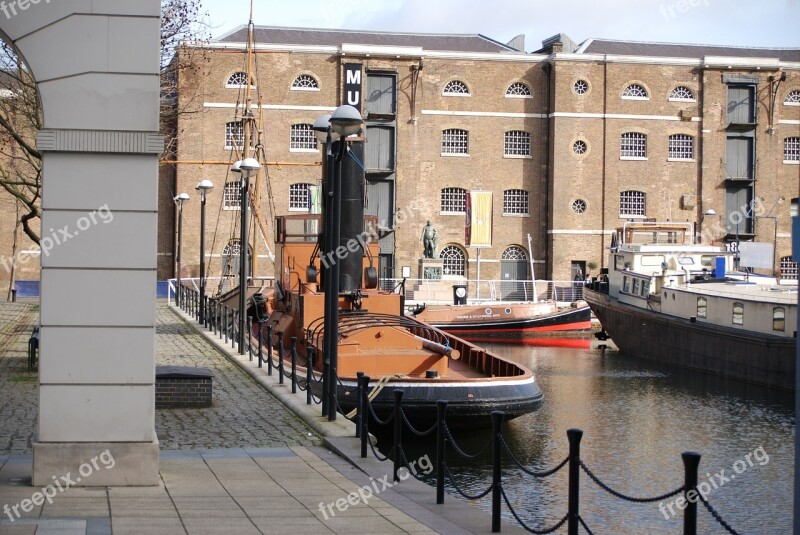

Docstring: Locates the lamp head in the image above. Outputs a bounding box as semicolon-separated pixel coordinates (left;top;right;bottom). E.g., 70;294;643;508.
312;114;340;143
239;157;260;178
174;192;190;206
231;160;242;173
703;209;716;217
330;105;363;137
195;179;214;193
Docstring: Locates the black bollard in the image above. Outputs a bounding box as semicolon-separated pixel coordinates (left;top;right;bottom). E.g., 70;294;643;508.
266;324;273;375
277;332;285;385
248;317;253;361
436;400;448;505
360;375;370;458
223;306;228;343
491;411;504;533
257;321;263;368
306;347;315;405
682;452;701;535
567;429;583;535
393;389;403;482
290;337;298;394
355;372;365;438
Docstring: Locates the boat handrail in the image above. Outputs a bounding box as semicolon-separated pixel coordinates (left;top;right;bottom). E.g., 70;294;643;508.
664;283;798;304
381;277;588;304
620;221;694;246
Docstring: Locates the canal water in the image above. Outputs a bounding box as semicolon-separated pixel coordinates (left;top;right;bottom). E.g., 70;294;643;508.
393;340;794;534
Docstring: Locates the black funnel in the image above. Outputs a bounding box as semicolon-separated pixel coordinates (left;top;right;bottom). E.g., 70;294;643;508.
338;141;365;292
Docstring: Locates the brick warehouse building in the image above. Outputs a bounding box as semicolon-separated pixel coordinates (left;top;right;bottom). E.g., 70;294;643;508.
4;27;799;296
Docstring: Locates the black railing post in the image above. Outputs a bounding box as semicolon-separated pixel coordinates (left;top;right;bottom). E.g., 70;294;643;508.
360;375;370;458
257;322;263;368
567;428;583;535
266;324;273;375
393;389;403;482
306;347;315;404
248;317;253;361
231;311;237;349
491;411;504;533
436;400;447;505
321;349;329;417
277;332;285;385
355;371;365;438
223;306;228;344
290;337;298;394
682;452;701;535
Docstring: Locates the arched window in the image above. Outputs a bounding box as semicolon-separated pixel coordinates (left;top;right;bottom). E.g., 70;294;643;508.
732;302;744;326
669;86;695;101
443;80;469;95
668;134;694;160
503;189;529;215
289;183;312;211
290;124;317;151
504;130;531;157
696;297;707;318
222;239;251;277
622;83;648;99
785;137;800;162
502;246;528;261
291;74;319;90
784;90;800;105
223;182;240;210
780;256;798;280
773;307;786;332
505;82;531;97
620;132;647;159
441;187;467;214
620;190;646;217
440;245;467;277
226;71;253;88
441;129;469;155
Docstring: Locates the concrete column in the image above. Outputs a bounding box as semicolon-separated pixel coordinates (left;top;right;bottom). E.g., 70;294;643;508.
0;1;163;486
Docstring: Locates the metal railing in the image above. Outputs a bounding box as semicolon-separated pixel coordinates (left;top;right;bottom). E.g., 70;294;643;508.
384;278;589;304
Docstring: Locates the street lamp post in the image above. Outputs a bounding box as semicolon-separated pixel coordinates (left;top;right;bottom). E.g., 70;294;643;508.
235;158;261;355
174;192;190;306
195;180;214;323
325;105;363;422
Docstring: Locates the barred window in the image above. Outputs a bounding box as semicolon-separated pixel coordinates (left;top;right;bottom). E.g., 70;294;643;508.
443;80;469;95
223;181;240;210
572;199;587;214
441;129;469;155
440;245;467;277
780;256;798;280
784;137;800;162
225;121;245;150
441;187;467;213
573;80;589;95
668;134;694;160
622;83;648;99
291;74;319;90
506;82;531;97
573;140;588;155
290;124;318;151
504;131;531;157
503;189;529;215
226;71;253;88
502;246;528;261
669;86;695;101
620;190;646;217
289;183;312;211
697;297;707;318
784;90;800;105
620;132;647;159
732;302;744;326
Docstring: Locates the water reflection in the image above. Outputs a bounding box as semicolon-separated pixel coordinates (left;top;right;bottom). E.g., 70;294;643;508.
393;340;794;534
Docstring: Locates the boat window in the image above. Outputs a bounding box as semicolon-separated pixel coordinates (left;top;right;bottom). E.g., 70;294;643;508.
641;279;650;296
701;256;717;267
732;302;744;325
697;297;707;318
632;278;641;295
773;307;785;331
615;255;625;270
641;255;666;267
678;256;694;265
623;276;630;293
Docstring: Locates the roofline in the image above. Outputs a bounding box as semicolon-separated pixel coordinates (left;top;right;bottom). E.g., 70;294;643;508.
578;36;800;53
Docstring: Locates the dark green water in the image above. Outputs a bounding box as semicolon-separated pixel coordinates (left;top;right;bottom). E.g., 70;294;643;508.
395;340;794;534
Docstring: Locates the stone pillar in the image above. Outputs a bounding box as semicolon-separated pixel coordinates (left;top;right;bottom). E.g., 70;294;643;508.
0;1;163;486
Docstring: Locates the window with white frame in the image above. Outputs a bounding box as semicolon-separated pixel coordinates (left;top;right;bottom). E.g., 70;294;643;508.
572;199;587;214
503;189;529;215
504;131;531;157
441;129;469;155
573;79;589;95
669;86;695;101
226;72;253;88
773;307;786;332
668;134;694;160
291;74;319;90
501;246;528;261
620;190;646;217
440;245;467;277
784;90;800;105
289;183;312;211
620;132;647;159
223;181;240;210
225;121;245;150
780;256;798;279
441;187;467;214
785;137;800;162
573;140;588;155
443;80;469;95
622;83;648;99
506;82;531;97
732;302;744;325
290;124;318;151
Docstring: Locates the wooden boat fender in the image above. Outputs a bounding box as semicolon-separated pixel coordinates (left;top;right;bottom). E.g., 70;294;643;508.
416;336;460;360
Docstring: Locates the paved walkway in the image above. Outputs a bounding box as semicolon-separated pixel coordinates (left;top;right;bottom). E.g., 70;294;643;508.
0;303;38;455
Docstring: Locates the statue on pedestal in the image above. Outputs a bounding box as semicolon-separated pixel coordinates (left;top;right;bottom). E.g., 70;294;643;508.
421;220;439;259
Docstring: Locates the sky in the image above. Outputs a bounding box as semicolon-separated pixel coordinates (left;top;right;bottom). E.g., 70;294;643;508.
201;0;800;52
